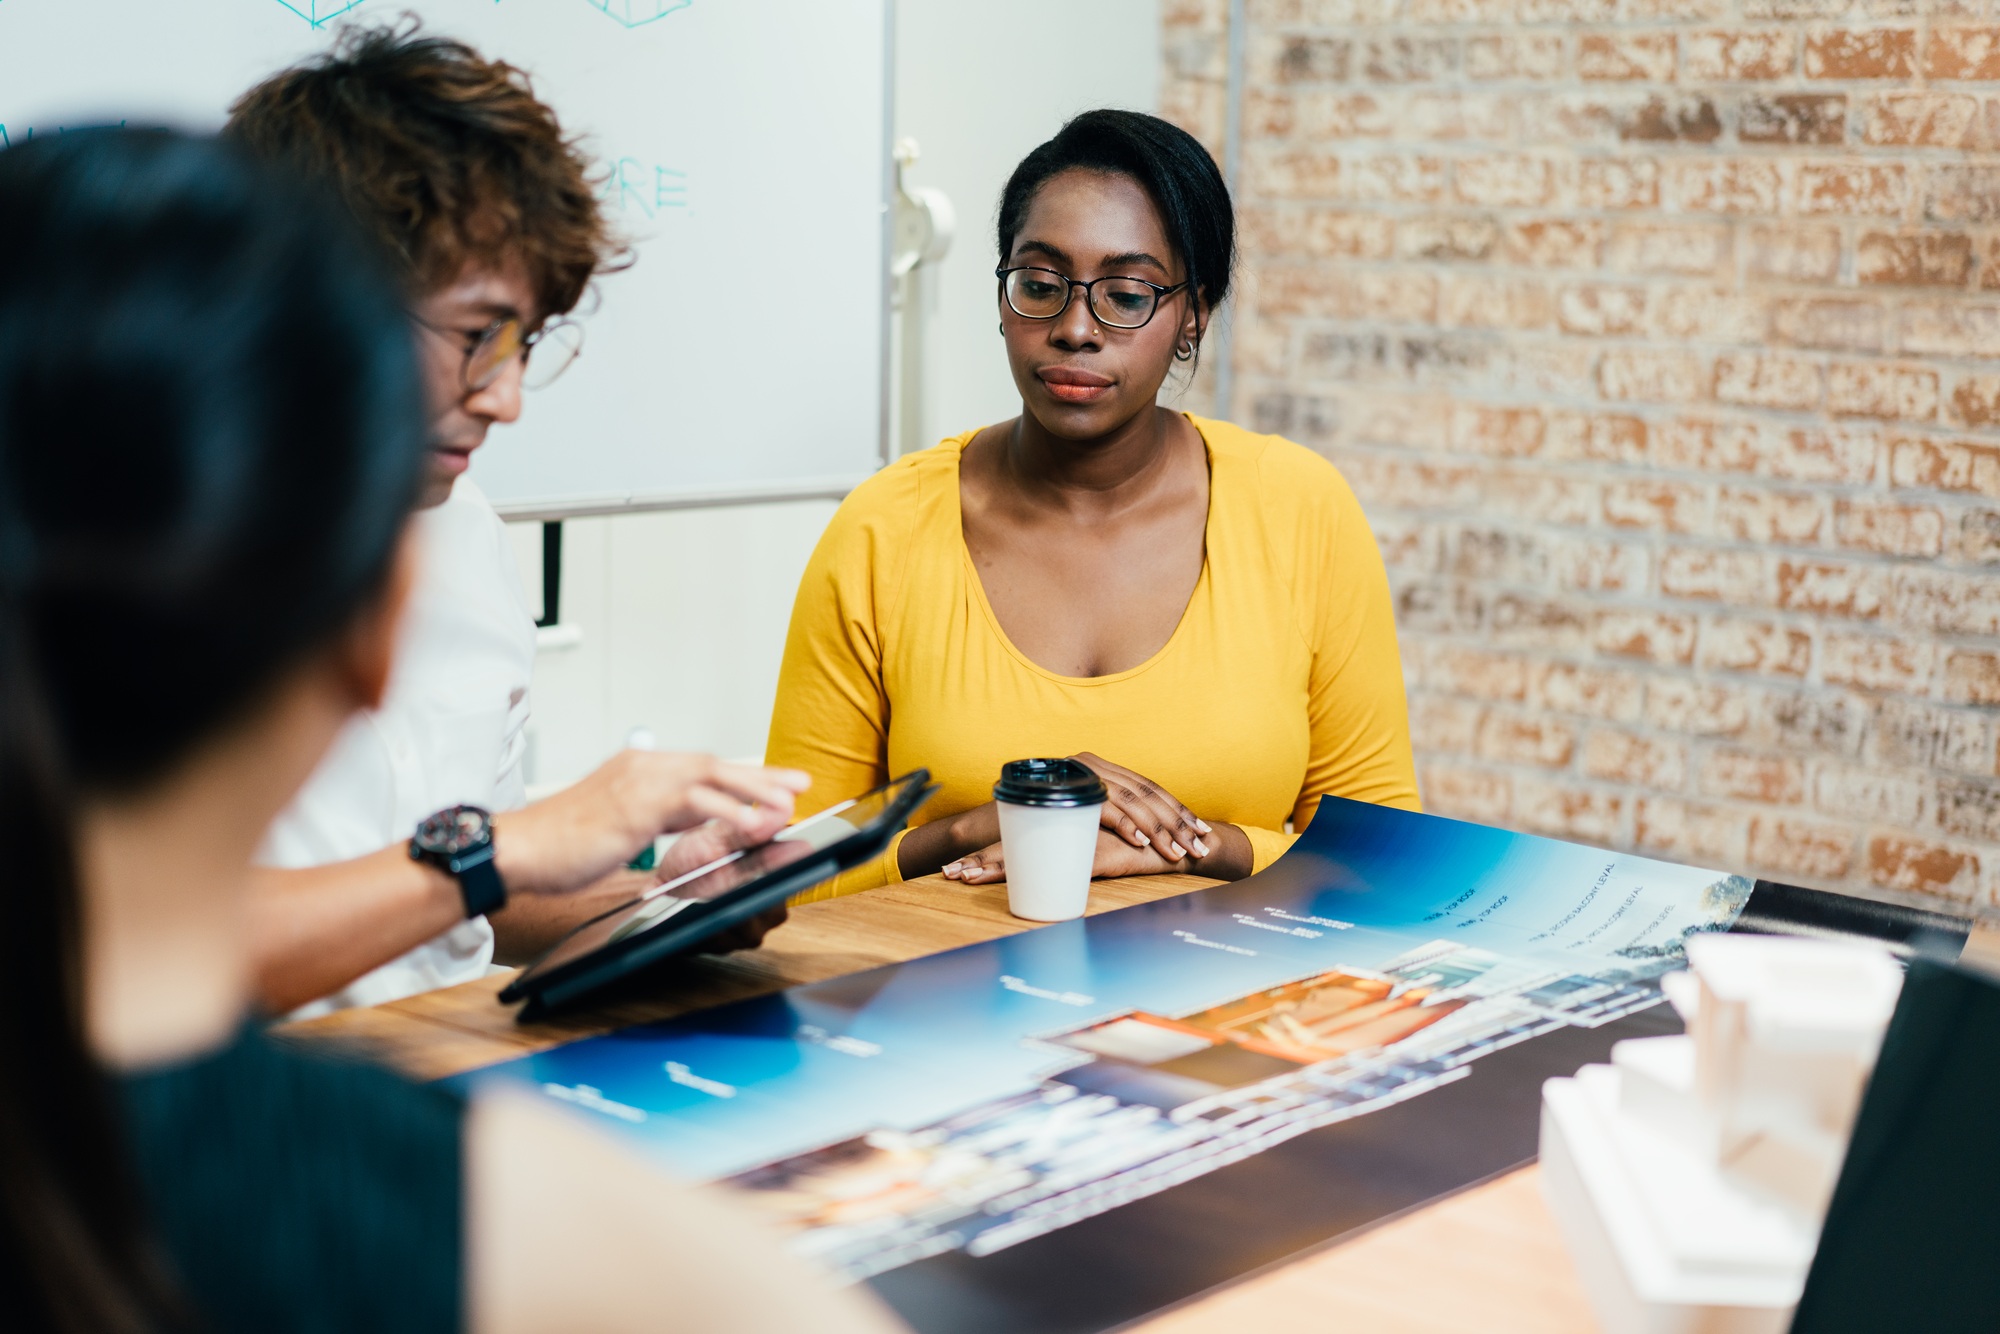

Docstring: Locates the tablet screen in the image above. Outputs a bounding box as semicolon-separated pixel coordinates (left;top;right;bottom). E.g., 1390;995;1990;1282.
524;786;896;979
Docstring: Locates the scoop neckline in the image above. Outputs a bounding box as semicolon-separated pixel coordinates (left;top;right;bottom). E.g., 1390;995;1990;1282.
951;414;1217;689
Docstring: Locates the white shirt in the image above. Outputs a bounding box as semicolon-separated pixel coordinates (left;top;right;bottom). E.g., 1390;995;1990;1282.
263;477;537;1017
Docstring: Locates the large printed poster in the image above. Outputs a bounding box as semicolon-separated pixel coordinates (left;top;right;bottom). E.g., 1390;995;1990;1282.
459;798;1750;1281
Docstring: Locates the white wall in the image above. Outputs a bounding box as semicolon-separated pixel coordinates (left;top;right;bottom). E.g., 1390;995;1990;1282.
512;1;1160;790
507;502;840;788
894;1;1162;452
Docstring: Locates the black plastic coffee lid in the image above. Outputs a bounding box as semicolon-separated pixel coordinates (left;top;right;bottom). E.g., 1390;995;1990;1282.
993;757;1108;808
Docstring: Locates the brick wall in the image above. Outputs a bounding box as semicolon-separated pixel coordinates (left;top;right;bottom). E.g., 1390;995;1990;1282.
1164;0;2000;909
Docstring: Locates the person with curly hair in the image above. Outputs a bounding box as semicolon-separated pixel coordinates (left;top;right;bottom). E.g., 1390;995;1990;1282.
230;25;803;1016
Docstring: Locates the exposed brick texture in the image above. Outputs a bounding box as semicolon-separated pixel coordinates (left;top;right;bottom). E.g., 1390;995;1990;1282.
1164;0;2000;910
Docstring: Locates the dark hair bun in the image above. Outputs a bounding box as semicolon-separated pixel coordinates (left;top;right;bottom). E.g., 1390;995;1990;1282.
997;109;1236;315
0;127;424;789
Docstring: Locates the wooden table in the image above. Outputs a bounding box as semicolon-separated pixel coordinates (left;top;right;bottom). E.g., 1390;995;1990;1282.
285;872;1599;1333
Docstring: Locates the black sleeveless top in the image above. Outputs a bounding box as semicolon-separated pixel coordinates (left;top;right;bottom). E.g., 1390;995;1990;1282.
119;1028;465;1334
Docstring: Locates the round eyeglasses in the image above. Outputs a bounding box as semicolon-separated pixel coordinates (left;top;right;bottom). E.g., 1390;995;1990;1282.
996;266;1190;331
419;315;584;393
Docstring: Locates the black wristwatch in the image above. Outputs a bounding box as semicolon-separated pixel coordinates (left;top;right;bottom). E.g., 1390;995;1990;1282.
409;804;507;918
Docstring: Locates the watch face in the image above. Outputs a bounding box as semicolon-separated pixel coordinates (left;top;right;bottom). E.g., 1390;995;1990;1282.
416;805;491;856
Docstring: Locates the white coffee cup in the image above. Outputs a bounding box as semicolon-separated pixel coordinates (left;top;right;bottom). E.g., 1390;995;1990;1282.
994;758;1107;922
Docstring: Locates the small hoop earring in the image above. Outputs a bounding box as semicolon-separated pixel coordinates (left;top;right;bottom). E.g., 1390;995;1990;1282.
1175;338;1197;361
998;323;1005;335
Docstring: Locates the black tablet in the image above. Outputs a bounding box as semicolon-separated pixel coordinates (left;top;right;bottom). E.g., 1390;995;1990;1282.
500;770;935;1020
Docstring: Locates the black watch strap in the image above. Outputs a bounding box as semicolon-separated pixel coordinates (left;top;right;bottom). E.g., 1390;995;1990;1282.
410;805;507;920
451;847;507;918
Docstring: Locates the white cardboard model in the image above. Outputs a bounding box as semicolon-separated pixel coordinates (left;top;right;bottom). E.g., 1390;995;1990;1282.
1540;935;1903;1334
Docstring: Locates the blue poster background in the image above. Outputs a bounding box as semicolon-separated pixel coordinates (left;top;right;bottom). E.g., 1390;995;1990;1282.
456;799;1748;1211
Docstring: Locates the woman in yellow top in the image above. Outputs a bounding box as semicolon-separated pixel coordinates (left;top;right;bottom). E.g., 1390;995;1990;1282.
769;109;1418;900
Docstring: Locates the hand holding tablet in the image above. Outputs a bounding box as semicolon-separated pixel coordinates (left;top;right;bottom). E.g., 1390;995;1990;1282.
500;772;936;1019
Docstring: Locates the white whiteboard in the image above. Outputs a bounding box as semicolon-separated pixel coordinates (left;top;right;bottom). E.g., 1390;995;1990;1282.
0;0;891;518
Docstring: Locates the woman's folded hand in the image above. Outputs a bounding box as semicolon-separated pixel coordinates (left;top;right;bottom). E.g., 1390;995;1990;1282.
923;755;1252;884
1070;752;1212;861
943;825;1197;884
943;754;1225;884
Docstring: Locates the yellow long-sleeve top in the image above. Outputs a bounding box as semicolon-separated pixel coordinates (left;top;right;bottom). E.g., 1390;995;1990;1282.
767;414;1420;902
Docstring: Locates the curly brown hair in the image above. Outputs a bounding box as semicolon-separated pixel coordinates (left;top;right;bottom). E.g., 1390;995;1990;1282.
225;22;624;317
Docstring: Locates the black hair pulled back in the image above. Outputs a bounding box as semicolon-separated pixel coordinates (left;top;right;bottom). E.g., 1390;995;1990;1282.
0;128;426;1331
996;109;1235;346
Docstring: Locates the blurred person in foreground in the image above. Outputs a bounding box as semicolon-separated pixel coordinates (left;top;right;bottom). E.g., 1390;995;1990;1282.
229;25;801;1016
0;125;895;1334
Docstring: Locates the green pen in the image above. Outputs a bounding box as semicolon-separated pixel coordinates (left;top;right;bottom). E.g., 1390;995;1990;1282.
625;727;658;871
